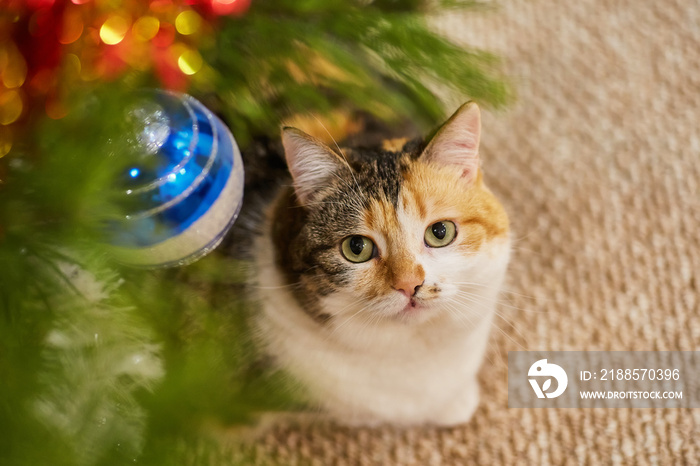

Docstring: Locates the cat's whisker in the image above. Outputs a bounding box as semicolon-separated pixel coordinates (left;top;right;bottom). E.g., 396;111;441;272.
489;320;528;351
439;299;461;319
321;170;364;205
444;296;484;322
252;283;300;290
466;287;538;302
447;294;502;326
496;295;550;314
494;298;545;314
324;296;380;340
451;281;537;300
484;329;510;370
311;114;365;201
458;307;503;368
442;307;470;331
500;263;539;274
332;298;367;319
443;302;500;367
487;306;530;347
442;300;476;330
301;200;347;207
510;246;544;257
445;298;482;327
484;342;503;370
280;181;360;200
477;316;526;352
444;295;501;366
449;296;527;351
454;289;543;314
462;292;545;314
509;226;544;245
352;308;388;347
453;288;504;304
498;290;550;304
452;279;529;292
326;303;369;339
451;290;490;309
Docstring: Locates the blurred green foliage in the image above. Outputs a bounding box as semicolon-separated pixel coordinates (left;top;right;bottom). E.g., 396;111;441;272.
208;0;507;145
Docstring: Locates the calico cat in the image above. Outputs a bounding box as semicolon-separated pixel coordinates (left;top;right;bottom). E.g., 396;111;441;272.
248;102;510;426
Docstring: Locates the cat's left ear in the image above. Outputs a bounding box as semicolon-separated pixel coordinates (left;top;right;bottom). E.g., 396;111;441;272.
281;127;349;206
420;102;481;182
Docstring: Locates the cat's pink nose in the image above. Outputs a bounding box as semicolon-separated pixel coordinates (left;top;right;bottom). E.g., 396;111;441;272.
394;278;424;298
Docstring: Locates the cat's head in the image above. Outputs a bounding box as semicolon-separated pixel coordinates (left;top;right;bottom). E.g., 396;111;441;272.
273;102;510;328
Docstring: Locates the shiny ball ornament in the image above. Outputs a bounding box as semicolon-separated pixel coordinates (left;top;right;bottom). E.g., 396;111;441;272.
109;91;244;267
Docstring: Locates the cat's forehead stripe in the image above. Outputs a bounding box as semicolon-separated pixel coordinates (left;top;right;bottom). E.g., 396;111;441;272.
364;196;400;238
399;176;427;221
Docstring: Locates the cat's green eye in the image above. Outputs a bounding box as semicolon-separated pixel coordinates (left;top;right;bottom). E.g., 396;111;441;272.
341;235;375;263
424;221;457;248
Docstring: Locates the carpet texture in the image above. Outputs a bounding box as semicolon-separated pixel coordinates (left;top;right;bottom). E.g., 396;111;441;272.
244;0;700;463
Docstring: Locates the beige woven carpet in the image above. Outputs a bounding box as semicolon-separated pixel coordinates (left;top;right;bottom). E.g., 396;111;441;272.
245;0;700;463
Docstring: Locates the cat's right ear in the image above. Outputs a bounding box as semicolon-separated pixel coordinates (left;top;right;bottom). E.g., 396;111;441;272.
419;102;481;183
282;127;348;206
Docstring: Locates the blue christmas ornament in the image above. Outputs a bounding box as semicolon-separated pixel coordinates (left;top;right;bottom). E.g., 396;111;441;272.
110;91;244;267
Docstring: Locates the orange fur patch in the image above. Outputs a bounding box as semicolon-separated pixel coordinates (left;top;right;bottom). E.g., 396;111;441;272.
381;138;409;152
401;158;509;253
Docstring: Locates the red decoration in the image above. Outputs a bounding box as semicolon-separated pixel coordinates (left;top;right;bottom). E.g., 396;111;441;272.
2;0;251;107
193;0;252;18
0;0;251;154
